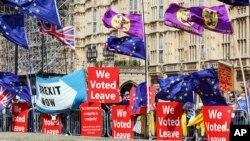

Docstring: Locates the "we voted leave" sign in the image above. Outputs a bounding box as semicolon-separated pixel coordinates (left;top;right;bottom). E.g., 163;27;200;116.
156;102;182;140
112;106;134;139
203;106;232;141
88;67;119;103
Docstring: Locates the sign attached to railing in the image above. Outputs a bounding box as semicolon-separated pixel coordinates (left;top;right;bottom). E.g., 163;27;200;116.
88;67;120;103
203;106;232;141
11;103;28;132
42;113;62;135
156;102;183;140
80;102;102;137
112;106;134;139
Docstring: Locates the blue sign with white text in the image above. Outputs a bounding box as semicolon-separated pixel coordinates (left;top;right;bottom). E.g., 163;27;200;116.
36;69;87;114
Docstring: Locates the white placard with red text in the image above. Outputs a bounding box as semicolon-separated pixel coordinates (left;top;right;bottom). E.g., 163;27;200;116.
112;106;134;139
203;106;232;141
42;113;62;135
11;103;29;132
80;102;102;137
156;102;183;140
88;67;119;103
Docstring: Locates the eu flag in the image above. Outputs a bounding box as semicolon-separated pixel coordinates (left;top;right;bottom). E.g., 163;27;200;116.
191;68;227;106
2;81;31;103
218;0;250;6
157;75;194;103
106;36;145;60
0;71;31;103
0;71;19;84
0;14;29;48
132;82;147;113
1;0;61;26
15;81;31;103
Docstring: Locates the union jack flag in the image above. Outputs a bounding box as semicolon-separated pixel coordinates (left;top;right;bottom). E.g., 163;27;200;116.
0;86;15;110
40;22;75;50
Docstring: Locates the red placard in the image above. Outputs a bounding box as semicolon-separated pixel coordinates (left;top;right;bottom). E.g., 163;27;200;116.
112;106;134;139
203;106;232;141
42;113;62;135
156;102;183;140
88;67;119;103
149;86;156;111
218;61;233;92
80;102;102;137
11;103;29;132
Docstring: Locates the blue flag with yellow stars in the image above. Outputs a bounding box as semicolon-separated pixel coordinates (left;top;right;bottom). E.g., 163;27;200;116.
1;0;61;26
218;0;249;6
0;14;29;48
191;68;227;106
157;75;194;103
0;71;19;84
106;35;145;60
132;82;147;113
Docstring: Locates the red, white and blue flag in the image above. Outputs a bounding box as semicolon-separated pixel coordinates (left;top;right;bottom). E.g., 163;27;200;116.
40;22;75;50
0;86;15;110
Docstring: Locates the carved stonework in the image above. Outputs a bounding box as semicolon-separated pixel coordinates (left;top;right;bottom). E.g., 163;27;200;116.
119;66;145;86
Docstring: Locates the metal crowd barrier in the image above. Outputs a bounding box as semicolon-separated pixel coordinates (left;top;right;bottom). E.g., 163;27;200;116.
28;110;42;133
0;108;12;132
106;109;112;137
3;106;250;141
101;109;107;137
232;109;249;125
68;110;81;136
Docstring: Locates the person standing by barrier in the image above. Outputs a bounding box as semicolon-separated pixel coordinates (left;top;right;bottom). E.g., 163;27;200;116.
228;92;237;110
236;92;249;125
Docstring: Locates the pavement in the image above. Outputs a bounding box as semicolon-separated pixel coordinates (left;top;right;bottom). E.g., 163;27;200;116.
0;132;123;141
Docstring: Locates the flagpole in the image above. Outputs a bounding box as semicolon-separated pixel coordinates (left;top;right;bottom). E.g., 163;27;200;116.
141;0;151;138
15;44;18;74
41;34;44;74
233;34;250;119
27;49;36;133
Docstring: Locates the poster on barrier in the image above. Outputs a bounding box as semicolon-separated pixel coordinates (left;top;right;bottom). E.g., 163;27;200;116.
156;102;183;140
11;103;29;132
42;113;62;135
203;106;232;141
88;67;120;103
112;106;134;139
80;102;102;137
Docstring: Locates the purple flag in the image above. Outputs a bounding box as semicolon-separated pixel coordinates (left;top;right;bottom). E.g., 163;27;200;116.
164;3;204;36
189;5;233;34
102;8;144;39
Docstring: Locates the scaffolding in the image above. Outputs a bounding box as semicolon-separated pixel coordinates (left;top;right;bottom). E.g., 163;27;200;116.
0;0;75;75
